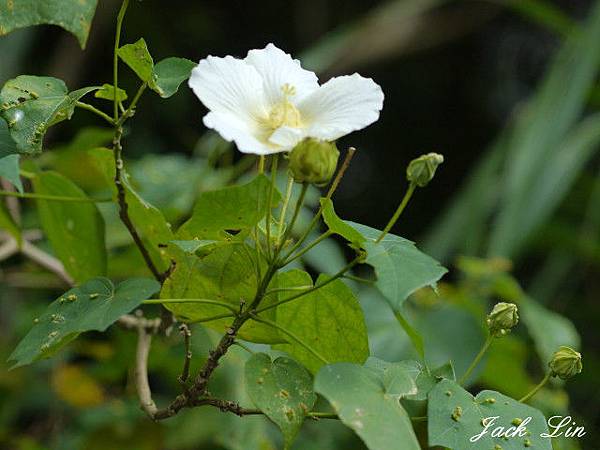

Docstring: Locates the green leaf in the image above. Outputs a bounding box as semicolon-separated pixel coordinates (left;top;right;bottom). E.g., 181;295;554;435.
274;270;369;374
177;175;281;240
428;379;552;449
0;76;97;154
244;353;316;449
89;148;173;272
32;170;106;282
160;243;283;344
94;83;128;102
320;198;365;247
349;222;447;309
520;296;580;364
0;154;22;192
8;277;159;368
367;358;455;402
0;200;20;245
315;362;420;450
363;357;418;400
0;0;98;48
170;239;220;255
0;118;18;157
153;57;196;98
117;39;159;91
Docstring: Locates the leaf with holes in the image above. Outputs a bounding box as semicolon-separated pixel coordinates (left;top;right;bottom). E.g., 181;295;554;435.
0;0;98;48
33;170;106;283
245;353;316;449
8;277;160;368
0;76;97;154
315;362;420;450
274;270;369;374
428;379;552;450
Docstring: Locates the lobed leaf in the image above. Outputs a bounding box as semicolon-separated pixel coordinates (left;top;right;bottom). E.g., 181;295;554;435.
8;277;160;368
0;76;97;154
428;379;552;449
0;0;98;48
274;270;369;374
315;362;420;450
349;222;447;309
244;353;316;449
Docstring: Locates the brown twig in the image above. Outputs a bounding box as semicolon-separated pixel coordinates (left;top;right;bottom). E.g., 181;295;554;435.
112;128;164;283
178;324;192;385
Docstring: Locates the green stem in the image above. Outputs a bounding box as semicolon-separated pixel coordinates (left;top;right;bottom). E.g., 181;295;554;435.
519;372;552;403
118;82;147;126
143;299;237;313
264;285;313;296
250;314;329;364
277;174;294;248
276;183;308;257
113;0;130;121
233;341;255;354
76;102;115;125
459;336;493;385
342;274;374;284
255;257;360;314
258;155;265;174
189;312;236;324
376;182;416;243
265;154;279;261
0;190;113;203
283;148;356;260
282;230;333;266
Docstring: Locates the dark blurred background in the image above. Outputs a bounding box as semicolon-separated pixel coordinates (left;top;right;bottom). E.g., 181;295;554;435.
1;0;599;449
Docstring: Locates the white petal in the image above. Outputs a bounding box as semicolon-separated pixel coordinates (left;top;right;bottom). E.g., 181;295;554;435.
298;74;384;141
203;112;275;155
245;43;319;105
189;55;267;123
268;126;305;150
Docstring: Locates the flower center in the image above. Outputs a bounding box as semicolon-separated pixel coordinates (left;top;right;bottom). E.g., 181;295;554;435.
265;83;302;130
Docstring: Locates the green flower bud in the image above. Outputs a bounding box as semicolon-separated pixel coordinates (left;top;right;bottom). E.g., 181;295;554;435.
549;346;582;380
288;138;339;186
486;302;519;337
406;152;444;187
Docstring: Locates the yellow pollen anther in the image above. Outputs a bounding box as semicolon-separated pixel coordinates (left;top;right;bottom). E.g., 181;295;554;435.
264;84;302;131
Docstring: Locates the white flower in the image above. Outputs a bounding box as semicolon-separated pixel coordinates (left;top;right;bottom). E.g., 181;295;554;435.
188;43;384;155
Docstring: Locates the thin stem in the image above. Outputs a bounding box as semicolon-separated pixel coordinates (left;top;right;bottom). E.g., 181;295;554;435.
282;230;333;266
459;336;493;385
376;182;416;243
264;285;313;296
118;82;147;126
233;341;255;354
135;322;158;417
143;298;238;313
178;324;192;384
277;174;294;248
113;0;129;121
250;314;329;364
258;155;265;174
276;182;308;256
189;312;236;324
265;154;279;260
76;101;115;125
342;274;375;284
519;372;552;403
284;147;356;260
0;190;113;203
255;257;360;314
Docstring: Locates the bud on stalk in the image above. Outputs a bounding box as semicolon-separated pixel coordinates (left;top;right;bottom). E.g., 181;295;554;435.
289;138;340;186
